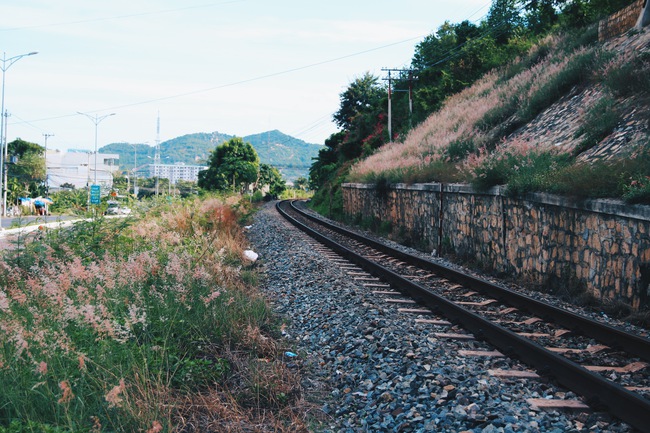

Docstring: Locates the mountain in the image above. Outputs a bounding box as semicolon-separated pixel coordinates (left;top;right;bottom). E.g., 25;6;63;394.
101;130;322;182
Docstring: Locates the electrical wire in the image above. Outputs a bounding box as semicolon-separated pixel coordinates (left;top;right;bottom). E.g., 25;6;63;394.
0;1;247;32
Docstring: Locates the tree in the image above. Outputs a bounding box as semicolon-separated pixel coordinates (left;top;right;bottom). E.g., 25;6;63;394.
175;180;198;198
333;72;385;132
294;177;308;191
487;0;524;44
6;139;45;203
257;163;286;198
198;137;260;192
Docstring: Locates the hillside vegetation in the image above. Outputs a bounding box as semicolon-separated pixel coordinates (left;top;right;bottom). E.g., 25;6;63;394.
102;130;321;182
349;29;650;198
309;0;650;217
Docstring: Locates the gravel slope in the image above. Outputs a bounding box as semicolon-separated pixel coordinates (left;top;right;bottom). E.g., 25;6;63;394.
247;202;634;433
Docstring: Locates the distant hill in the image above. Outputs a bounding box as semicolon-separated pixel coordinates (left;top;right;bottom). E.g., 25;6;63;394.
101;130;322;182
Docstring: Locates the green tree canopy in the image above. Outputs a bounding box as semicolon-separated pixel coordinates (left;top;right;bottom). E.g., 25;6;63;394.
257;163;286;198
198;137;260;192
7;138;45;202
333;72;385;132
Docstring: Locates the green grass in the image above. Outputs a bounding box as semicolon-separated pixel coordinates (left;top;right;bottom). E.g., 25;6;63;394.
573;95;621;155
0;196;307;432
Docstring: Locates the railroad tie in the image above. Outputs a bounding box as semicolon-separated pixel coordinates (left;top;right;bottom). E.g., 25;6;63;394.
518;329;570;338
584;361;648;373
384;298;416;304
434;332;475;340
545;344;609;355
495;317;543;326
457;299;498;307
415;318;452;326
458;350;504;357
488;369;541;379
527;398;589;411
398;308;433;315
363;282;391;288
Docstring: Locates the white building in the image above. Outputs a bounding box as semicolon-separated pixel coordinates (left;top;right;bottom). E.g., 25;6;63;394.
145;162;207;184
46;150;119;192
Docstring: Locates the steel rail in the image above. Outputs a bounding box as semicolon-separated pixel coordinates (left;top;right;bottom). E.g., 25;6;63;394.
277;200;650;433
288;200;650;363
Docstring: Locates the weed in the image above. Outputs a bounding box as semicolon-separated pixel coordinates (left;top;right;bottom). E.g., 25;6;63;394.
0;196;307;431
573;95;621;155
603;51;650;97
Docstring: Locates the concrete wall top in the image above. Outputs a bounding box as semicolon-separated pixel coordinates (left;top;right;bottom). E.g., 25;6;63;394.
342;182;650;222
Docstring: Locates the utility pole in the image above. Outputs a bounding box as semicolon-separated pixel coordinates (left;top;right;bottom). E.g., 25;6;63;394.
155;112;160;196
43;133;54;195
2;110;8;216
382;68;418;140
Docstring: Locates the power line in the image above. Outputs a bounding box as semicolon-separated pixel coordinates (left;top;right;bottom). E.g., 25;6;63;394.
0;1;247;32
12;35;424;132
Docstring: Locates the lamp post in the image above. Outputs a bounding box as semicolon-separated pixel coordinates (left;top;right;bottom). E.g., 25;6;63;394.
77;112;115;187
133;143;138;197
0;51;38;217
128;142;141;197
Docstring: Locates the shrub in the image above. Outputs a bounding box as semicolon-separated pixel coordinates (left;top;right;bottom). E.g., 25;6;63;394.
573;95;621;155
623;179;650;203
466;139;572;194
445;138;477;161
506;152;574;196
0;197;305;431
603;52;650;97
520;48;603;122
547;150;650;200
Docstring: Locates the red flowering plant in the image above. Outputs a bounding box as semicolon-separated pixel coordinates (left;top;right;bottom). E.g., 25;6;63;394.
624;174;650;204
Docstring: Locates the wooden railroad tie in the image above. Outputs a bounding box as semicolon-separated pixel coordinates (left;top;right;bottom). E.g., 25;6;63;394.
384;298;416;304
488;369;540;379
434;332;475;340
584;361;648;373
526;398;589;411
398;308;433;315
415;318;452;326
458;350;504;357
457;299;498;307
546;345;609;355
363;283;391;288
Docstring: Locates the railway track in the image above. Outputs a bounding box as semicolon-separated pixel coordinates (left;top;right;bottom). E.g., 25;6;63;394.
276;200;650;433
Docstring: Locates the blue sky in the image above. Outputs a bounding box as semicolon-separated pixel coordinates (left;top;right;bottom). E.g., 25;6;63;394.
2;0;491;153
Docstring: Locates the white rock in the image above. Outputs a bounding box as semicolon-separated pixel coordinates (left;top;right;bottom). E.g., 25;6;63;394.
243;249;258;262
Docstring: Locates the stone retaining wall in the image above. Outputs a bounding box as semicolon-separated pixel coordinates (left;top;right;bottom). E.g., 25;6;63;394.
342;183;650;310
599;0;644;41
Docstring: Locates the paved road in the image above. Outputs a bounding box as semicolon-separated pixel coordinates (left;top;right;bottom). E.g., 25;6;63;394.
0;214;78;229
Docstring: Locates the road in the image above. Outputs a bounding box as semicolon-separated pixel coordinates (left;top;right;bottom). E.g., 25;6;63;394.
0;214;78;230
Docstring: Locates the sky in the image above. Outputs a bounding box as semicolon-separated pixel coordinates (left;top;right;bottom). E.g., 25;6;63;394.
2;0;492;153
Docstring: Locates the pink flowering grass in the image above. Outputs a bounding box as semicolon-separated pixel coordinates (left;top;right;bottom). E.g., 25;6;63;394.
0;197;293;431
348;34;599;187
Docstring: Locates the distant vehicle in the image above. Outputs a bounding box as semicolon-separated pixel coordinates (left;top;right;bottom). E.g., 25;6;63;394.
105;200;131;216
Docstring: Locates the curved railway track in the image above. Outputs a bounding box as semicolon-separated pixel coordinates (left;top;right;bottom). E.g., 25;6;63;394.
276;199;650;433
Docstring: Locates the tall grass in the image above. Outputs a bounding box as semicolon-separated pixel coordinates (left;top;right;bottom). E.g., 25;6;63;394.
0;197;308;432
347;31;620;191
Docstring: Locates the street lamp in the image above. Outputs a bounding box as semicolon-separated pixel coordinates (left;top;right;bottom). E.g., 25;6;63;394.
127;142;142;197
77;112;115;187
0;51;38;217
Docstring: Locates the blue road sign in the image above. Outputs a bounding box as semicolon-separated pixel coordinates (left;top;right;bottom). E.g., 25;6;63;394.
90;185;101;204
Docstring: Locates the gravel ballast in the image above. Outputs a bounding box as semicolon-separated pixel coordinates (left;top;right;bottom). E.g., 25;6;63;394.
247;202;634;433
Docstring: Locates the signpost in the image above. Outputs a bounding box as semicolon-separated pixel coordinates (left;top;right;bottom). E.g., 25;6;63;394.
90;185;101;205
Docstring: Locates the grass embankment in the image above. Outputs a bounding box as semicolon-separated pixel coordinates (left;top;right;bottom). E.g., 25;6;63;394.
0;197;310;432
348;30;650;204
